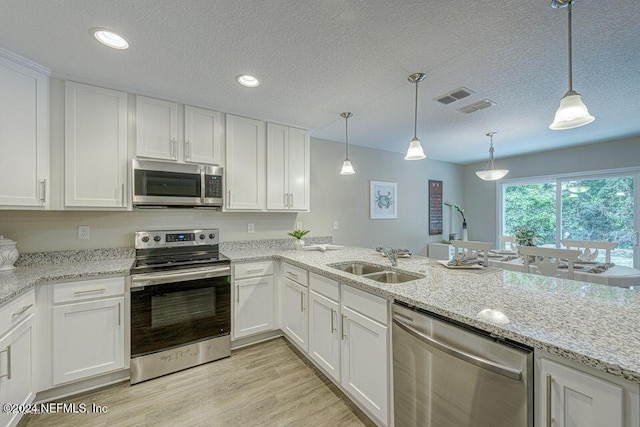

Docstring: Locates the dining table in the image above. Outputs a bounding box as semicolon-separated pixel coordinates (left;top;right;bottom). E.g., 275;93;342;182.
486;252;640;288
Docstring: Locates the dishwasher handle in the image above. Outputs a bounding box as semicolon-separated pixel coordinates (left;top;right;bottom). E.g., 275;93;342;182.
393;316;523;381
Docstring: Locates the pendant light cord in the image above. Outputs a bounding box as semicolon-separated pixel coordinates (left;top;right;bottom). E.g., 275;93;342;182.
344;115;350;160
567;3;573;92
413;80;419;138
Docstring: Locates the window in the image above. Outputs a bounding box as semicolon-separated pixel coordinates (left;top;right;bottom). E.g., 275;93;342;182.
500;170;639;268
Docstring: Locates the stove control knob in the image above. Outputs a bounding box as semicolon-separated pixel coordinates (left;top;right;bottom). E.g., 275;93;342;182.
209;233;216;240
199;234;206;240
153;235;161;243
141;235;150;243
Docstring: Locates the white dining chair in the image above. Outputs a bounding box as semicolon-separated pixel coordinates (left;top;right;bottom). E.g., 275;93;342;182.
560;240;617;263
450;240;494;265
498;235;517;252
517;246;583;280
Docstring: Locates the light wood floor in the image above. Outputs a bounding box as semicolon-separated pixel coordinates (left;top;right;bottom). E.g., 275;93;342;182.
20;338;376;427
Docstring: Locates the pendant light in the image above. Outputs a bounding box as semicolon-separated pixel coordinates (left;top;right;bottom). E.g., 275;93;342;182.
405;73;427;160
339;112;355;175
549;0;594;130
475;132;509;181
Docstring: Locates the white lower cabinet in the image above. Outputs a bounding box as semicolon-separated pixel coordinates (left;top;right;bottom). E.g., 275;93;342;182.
53;296;125;385
234;276;274;339
282;278;308;352
308;290;340;382
0;314;35;427
536;353;639;427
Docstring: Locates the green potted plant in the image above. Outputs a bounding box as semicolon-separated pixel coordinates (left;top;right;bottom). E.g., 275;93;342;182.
514;225;537;247
444;202;467;241
288;229;310;250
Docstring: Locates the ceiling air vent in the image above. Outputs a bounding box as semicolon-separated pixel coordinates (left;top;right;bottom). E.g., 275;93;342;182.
434;87;474;105
457;99;496;114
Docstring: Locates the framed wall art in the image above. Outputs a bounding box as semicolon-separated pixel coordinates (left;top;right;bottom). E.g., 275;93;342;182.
428;180;443;235
370;180;397;219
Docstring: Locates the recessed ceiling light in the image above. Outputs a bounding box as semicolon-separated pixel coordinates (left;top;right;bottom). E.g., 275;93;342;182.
237;74;260;88
93;30;129;50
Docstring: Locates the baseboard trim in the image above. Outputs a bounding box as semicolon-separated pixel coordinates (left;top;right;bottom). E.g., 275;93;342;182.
34;370;130;404
231;329;283;350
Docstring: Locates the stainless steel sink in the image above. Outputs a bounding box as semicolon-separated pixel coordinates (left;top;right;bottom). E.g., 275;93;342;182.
329;262;424;283
330;262;385;275
362;270;424;283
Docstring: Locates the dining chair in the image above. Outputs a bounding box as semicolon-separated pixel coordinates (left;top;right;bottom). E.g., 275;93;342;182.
560;239;617;263
517;246;583;280
450;240;494;265
498;235;517;252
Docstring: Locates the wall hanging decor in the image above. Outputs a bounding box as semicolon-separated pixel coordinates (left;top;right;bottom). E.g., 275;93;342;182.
370;181;397;219
428;180;443;235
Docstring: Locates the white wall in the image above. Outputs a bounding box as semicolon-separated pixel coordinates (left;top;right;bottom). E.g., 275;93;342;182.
463;135;640;243
0;138;464;255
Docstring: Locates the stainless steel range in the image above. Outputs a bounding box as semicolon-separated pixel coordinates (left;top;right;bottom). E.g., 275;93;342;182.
128;228;231;384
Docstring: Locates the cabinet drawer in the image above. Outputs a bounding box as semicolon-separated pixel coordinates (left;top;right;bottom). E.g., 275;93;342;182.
309;272;339;301
0;289;35;336
234;261;274;279
282;262;308;287
53;277;125;304
342;285;388;325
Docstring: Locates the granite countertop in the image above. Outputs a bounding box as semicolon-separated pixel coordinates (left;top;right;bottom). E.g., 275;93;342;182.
0;248;135;306
224;246;640;384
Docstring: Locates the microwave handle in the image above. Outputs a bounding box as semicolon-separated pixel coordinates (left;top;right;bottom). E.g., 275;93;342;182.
200;169;206;203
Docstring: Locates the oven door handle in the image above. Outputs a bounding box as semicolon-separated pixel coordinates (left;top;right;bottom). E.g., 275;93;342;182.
130;266;231;288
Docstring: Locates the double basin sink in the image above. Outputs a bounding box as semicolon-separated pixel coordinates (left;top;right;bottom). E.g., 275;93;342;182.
329;262;424;284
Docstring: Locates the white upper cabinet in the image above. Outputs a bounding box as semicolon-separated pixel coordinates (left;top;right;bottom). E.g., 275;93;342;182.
64;81;128;208
0;50;49;209
135;96;179;161
184;105;222;165
266;124;310;211
225;114;266;211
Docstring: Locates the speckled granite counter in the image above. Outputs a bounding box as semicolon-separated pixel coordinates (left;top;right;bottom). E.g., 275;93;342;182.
223;246;640;384
0;248;134;306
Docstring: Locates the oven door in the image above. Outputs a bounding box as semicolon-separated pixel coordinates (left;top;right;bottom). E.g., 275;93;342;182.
132;159;204;206
129;266;231;358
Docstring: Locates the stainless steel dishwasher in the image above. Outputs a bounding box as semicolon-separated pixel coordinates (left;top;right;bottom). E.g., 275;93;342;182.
393;303;533;427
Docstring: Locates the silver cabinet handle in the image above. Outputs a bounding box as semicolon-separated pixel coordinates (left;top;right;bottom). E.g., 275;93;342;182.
184;140;190;160
171;138;178;159
287;271;299;279
74;288;106;296
246;268;264;274
39;179;46;204
393;316;523;381
289;193;293;208
118;302;121;327
341;315;347;340
12;304;33;318
330;309;335;334
0;346;11;380
121;183;125;207
283;193;288;208
546;374;554;427
300;291;304;312
236;284;240;304
228;190;232;209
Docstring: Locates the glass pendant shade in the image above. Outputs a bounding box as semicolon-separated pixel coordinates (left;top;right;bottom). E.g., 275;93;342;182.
475;132;509;181
549;91;595;130
339;112;355;175
340;159;355;175
404;137;426;160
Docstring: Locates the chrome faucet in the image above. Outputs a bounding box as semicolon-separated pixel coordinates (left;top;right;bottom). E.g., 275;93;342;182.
381;247;399;268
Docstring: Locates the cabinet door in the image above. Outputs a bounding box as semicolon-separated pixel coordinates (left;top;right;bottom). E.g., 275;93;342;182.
309;291;340;382
53;297;125;385
136;96;178;161
287;127;310;211
0;315;35;427
0;55;49;208
341;306;388;425
266;123;289;210
65;81;128;207
282;278;308;352
540;358;624;427
225;115;265;210
234;276;274;339
184;105;222;165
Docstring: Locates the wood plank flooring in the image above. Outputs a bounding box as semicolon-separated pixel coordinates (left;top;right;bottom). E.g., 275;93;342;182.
20;338;376;427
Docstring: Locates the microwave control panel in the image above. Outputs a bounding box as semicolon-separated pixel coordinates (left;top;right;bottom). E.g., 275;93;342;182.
205;175;223;199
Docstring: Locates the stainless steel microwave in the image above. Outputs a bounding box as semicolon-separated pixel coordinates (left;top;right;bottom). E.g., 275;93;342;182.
132;159;223;208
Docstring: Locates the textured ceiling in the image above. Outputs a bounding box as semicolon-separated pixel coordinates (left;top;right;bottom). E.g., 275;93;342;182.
1;0;639;164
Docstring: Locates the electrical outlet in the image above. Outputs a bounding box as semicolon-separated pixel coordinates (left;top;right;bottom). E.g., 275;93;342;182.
78;226;90;240
247;223;254;233
333;220;339;230
296;221;303;230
